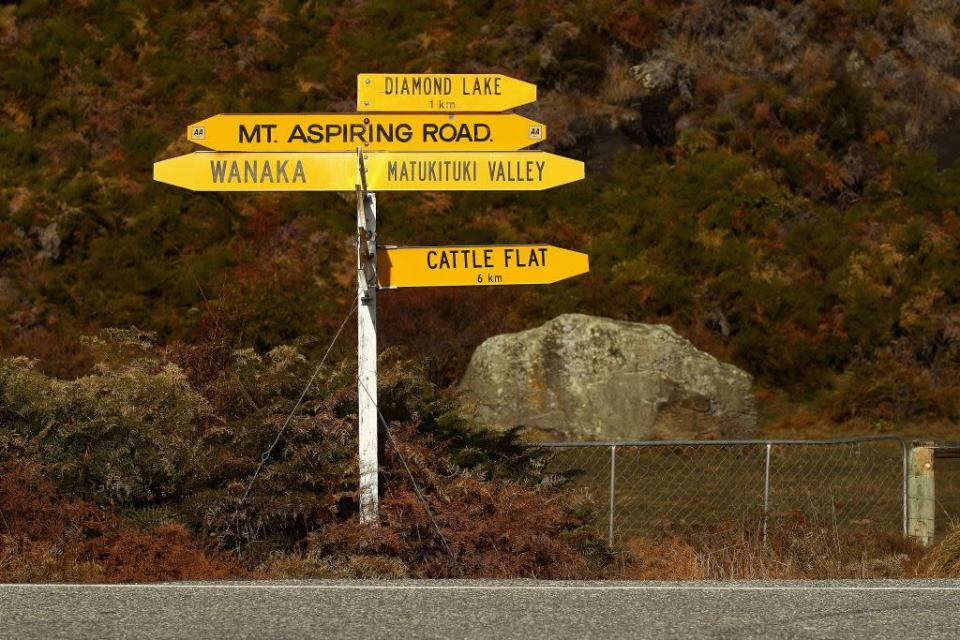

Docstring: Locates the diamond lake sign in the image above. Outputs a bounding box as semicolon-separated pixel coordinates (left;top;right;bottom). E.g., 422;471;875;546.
356;73;537;112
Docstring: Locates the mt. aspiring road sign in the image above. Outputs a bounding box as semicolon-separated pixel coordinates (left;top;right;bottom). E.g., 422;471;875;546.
357;73;536;112
152;151;584;192
187;113;546;152
377;244;589;289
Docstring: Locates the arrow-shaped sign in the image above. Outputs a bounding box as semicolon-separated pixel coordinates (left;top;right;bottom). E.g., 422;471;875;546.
153;152;584;192
186;113;546;151
377;244;589;288
357;73;536;112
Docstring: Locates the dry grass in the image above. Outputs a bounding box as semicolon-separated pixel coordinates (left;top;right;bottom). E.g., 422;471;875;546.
610;516;927;579
599;54;645;105
919;522;960;577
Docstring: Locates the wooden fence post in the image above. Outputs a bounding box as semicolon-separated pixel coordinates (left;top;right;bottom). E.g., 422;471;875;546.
907;442;935;545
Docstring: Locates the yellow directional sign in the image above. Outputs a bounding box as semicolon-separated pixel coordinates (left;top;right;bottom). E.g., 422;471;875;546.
377;244;589;288
153;152;584;192
357;73;536;112
186;113;546;151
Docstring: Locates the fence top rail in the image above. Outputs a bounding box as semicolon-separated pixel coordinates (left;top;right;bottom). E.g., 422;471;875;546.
532;435;908;449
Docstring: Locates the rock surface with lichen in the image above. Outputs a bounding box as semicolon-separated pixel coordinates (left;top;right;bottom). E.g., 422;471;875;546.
461;314;756;440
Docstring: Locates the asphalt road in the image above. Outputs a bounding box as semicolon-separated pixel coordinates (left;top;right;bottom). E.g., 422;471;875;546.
1;580;959;639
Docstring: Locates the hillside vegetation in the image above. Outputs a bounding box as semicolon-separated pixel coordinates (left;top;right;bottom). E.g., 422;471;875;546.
2;1;960;578
3;1;960;418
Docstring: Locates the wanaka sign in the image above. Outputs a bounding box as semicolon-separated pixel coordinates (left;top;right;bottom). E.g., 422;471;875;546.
153;72;587;527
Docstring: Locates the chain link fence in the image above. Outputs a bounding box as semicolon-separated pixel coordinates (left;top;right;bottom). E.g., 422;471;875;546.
532;436;907;545
933;443;960;532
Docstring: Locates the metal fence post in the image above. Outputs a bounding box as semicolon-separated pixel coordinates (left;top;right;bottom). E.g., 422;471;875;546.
902;440;909;537
608;445;616;546
763;443;772;545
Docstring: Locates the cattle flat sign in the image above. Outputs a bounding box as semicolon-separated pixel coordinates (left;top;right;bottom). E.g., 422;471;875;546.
153;151;583;192
187;113;547;151
357;73;536;112
377;244;589;288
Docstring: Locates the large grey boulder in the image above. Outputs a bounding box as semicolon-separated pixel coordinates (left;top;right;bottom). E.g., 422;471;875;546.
460;314;756;440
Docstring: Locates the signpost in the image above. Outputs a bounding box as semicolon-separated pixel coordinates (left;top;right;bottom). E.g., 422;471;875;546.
153;151;583;192
187;113;546;151
154;73;586;526
377;245;589;289
357;73;536;112
357;185;378;524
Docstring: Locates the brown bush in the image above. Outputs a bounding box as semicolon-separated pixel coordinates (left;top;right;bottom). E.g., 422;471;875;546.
0;463;244;583
0;327;94;379
308;423;604;579
90;524;241;582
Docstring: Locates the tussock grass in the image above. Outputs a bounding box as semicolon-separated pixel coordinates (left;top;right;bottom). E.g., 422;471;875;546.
919;522;960;577
612;517;925;580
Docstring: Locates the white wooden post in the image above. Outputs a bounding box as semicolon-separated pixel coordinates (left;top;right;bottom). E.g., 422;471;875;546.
357;179;379;524
762;443;772;546
907;442;934;545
